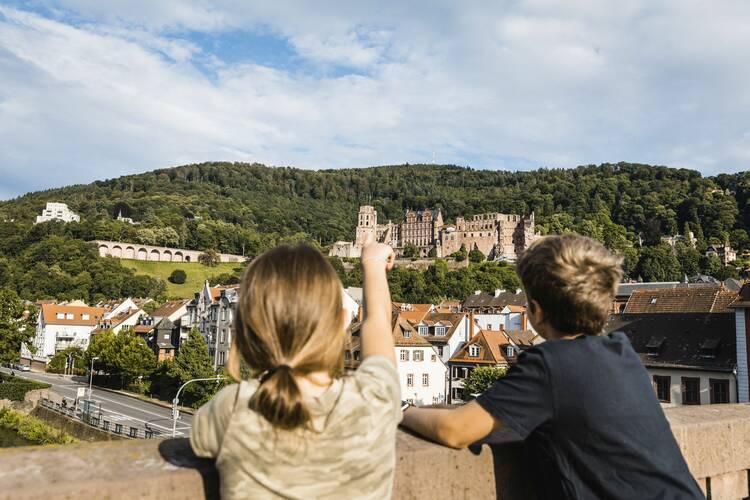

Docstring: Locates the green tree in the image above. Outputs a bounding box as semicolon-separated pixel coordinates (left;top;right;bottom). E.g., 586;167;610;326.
198;249;220;267
403;244;419;259
86;329;156;389
0;289;36;365
675;242;701;277
168;269;187;284
463;366;508;396
452;244;468;262
427;247;438;258
174;329;216;406
468;246;485;263
636;245;682;282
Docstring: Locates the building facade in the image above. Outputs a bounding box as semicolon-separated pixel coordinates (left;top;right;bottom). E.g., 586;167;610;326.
22;303;106;362
330;205;539;260
35;202;80;224
184;282;239;369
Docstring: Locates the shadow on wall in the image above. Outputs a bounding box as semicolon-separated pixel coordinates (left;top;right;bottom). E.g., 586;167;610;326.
158;438;220;500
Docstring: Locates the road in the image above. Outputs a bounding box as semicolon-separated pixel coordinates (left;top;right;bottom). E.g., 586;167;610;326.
1;368;193;438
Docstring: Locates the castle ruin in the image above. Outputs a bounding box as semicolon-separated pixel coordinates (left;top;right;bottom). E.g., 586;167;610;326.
330;206;539;261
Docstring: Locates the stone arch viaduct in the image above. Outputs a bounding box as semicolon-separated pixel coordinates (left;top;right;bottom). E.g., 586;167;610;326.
91;240;246;264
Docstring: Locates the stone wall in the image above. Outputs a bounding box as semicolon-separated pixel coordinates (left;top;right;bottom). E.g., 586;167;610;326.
2;405;750;499
92;240;246;264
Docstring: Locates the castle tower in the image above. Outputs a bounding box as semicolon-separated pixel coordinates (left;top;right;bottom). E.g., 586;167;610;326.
355;206;378;245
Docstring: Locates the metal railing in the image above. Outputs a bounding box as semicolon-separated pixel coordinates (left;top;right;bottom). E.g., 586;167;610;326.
39;398;156;439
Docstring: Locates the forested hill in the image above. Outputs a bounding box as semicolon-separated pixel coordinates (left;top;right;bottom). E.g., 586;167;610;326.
3;162;750;246
1;161;750;300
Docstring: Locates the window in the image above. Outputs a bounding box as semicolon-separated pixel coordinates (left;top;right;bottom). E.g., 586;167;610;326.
66;313;74;320
220;329;226;344
81;314;89;321
218;351;225;365
653;375;671;403
407;374;414;387
431;354;437;362
451;387;463;401
354;351;361;361
414;350;424;362
56;313;65;319
469;345;480;357
710;379;730;404
505;345;515;358
681;377;700;405
403;330;411;339
650;298;658;304
418;326;428;336
345;351;351;361
422;373;429;386
400;350;409;361
435;326;446;336
437;345;444;356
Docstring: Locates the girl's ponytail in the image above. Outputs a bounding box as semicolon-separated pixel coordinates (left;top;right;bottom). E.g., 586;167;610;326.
250;364;310;430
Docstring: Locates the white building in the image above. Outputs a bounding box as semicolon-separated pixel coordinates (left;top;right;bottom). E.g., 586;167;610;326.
94;298;146;333
606;312;738;406
35;202;80;224
473;305;528;332
22;303;106;363
408;312;473;363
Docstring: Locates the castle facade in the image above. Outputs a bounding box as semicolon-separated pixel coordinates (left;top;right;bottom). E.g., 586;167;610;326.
330;206;539;261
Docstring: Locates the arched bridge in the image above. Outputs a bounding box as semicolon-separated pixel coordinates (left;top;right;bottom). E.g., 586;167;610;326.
91;240;245;264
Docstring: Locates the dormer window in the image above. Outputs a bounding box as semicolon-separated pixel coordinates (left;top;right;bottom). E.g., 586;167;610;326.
56;313;65;320
66;313;74;320
403;330;411;339
650;298;657;305
434;326;446;336
645;336;665;356
505;345;515;358
82;314;89;320
469;345;480;357
418;326;428;336
700;338;720;358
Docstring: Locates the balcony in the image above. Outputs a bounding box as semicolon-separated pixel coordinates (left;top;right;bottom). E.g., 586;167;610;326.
1;404;749;499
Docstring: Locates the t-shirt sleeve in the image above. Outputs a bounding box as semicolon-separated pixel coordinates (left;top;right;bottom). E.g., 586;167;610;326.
351;355;402;422
476;347;553;439
189;383;240;459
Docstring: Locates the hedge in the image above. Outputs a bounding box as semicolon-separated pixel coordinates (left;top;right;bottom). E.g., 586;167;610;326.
0;408;75;445
0;375;51;401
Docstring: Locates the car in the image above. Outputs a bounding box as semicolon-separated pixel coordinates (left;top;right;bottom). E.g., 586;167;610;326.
14;364;30;372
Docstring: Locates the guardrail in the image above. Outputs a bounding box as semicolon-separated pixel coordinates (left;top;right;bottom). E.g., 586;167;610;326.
39;398;157;439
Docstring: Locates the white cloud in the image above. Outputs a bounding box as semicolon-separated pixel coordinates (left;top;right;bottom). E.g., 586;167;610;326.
1;1;750;199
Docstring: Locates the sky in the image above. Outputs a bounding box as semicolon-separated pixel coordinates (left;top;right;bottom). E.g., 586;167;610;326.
1;1;749;200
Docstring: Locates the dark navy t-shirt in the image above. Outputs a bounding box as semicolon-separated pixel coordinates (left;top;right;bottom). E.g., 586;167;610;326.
476;332;704;500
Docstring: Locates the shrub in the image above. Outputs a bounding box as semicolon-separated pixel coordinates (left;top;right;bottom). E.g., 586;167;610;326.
168;269;187;284
0;408;75;445
0;375;50;401
463;366;508;397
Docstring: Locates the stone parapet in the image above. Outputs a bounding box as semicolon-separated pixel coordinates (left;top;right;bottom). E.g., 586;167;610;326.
1;404;749;499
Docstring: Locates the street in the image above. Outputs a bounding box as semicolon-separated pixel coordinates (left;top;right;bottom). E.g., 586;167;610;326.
1;368;193;438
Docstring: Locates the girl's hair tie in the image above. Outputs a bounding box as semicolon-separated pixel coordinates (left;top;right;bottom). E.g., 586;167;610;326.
260;364;294;383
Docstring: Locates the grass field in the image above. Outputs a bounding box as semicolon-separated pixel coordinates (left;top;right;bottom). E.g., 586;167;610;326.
122;260;245;298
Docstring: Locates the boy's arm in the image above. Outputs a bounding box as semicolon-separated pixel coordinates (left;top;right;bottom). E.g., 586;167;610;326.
360;243;396;366
400;401;502;449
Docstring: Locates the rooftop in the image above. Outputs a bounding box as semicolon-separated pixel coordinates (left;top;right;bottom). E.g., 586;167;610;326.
623;286;737;314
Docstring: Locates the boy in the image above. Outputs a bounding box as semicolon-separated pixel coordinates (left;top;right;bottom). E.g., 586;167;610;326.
401;234;703;499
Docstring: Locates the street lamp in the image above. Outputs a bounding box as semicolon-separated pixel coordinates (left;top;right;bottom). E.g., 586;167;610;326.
88;357;100;401
171;376;225;437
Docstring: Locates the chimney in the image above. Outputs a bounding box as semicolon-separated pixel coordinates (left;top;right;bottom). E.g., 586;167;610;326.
469;312;475;340
357;305;364;323
474;290;481;295
494;289;505;298
516;288;522;294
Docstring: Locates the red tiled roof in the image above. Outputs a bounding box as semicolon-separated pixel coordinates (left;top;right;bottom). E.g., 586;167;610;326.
42;304;106;327
449;330;508;365
624;287;737;314
151;300;189;318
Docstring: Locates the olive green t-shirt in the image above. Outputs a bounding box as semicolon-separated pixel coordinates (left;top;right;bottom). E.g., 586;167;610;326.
190;356;401;499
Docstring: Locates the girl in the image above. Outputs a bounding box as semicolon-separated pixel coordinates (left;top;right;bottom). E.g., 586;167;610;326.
190;243;400;499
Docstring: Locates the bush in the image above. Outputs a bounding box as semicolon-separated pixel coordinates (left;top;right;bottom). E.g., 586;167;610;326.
463;366;508;396
168;269;187;284
0;408;75;444
0;375;51;401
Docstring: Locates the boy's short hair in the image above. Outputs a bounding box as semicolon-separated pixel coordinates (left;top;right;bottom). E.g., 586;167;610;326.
516;234;623;335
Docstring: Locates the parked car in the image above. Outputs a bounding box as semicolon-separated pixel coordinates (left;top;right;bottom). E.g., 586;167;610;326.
14;364;30;372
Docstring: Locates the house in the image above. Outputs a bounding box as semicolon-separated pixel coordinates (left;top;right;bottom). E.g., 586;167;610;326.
151;318;177;361
448;328;539;403
461;289;526;314
436;300;462;313
407;312;473;363
706;244;737;265
184;282;239;369
150;299;190;348
346;312;448;405
21;303;106;365
93;298;146;334
612;282;681;313
623;286;737;315
472;305;528;332
34;202;80;224
729;284;750;403
605;313;737;406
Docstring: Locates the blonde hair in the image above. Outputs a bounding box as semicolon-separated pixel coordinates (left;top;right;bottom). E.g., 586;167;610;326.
516;234;623;335
228;244;345;430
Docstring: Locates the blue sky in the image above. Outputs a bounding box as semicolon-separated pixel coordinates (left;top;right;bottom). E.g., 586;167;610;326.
1;1;749;200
